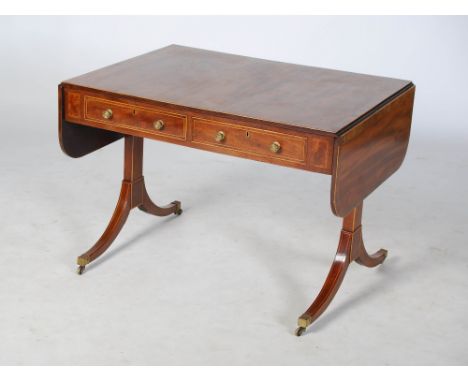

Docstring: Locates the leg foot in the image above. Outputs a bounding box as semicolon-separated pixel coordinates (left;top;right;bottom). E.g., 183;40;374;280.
296;202;387;333
173;201;183;215
77;265;85;275
295;326;306;337
296;230;352;331
76;181;132;268
355;243;387;267
138;181;182;217
75;136;182;271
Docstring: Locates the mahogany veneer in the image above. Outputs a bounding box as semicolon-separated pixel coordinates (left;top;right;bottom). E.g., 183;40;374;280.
58;45;415;335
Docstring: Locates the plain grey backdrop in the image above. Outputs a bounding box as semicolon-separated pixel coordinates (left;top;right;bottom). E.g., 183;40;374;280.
0;16;467;365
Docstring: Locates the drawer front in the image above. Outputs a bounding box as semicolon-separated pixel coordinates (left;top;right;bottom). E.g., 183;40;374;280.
84;96;187;140
192;118;306;164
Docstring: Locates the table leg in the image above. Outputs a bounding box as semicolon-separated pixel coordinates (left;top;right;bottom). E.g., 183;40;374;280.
295;203;387;336
76;135;182;275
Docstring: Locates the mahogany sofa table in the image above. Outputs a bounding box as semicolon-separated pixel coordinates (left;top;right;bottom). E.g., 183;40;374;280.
58;45;415;336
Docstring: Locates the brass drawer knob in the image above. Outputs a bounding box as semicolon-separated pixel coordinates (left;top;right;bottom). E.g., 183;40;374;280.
153;120;165;130
215;131;225;142
270;141;281;153
102;109;113;120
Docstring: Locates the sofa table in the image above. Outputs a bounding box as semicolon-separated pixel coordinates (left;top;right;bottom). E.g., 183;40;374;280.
58;45;415;336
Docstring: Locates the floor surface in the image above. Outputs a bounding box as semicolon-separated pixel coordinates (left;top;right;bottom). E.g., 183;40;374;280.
0;109;467;365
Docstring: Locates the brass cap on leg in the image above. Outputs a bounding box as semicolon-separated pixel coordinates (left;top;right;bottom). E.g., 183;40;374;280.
297;314;312;328
77;257;91;266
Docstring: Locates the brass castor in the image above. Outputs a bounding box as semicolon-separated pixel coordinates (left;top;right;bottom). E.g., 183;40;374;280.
77;265;86;275
295;327;306;337
175;208;183;216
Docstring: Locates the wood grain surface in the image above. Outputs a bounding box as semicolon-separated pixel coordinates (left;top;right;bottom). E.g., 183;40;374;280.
331;85;415;217
62;86;334;173
63;45;412;135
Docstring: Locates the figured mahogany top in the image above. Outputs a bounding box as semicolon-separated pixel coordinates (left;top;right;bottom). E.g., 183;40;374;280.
63;45;412;135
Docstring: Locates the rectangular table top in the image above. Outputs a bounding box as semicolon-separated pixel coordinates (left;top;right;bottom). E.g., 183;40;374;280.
63;44;412;136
